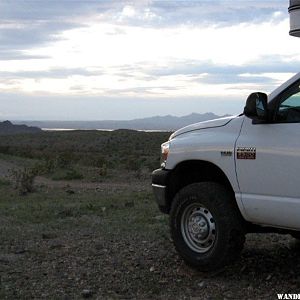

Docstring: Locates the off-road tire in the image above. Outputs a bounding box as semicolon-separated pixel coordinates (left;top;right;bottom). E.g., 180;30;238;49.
170;182;245;271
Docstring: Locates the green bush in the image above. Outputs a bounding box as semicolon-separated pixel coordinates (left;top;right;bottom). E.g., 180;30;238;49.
0;178;10;186
0;146;10;154
64;169;83;180
56;151;74;168
31;158;56;175
0;130;171;174
52;168;83;181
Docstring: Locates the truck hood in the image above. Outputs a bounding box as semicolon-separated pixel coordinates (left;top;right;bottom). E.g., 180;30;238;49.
170;115;236;139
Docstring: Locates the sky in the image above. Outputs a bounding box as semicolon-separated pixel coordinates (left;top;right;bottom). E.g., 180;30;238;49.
0;0;299;121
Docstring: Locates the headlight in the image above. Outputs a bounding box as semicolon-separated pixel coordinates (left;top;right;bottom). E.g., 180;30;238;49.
161;142;170;168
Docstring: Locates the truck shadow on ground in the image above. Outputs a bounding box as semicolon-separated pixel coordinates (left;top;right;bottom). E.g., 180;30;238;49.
190;233;300;290
160;233;300;298
234;237;300;277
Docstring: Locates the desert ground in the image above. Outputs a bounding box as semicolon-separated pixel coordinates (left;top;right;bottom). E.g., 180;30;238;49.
0;130;300;299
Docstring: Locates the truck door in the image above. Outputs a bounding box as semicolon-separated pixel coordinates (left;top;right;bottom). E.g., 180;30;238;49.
236;86;300;229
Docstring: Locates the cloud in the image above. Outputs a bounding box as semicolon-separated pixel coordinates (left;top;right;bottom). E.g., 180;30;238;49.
0;1;296;120
0;1;112;58
0;21;87;60
0;68;103;79
148;56;300;77
0;0;288;58
0;50;48;61
198;74;276;86
110;1;287;27
0;1;108;21
0;55;296;97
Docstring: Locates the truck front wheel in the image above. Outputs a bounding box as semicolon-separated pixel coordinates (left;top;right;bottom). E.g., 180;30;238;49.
170;182;245;271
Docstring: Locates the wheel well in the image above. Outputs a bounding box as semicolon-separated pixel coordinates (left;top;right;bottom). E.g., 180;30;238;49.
165;160;235;212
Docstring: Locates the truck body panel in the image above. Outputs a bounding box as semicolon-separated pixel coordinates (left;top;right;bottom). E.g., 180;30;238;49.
236;116;300;229
166;116;244;194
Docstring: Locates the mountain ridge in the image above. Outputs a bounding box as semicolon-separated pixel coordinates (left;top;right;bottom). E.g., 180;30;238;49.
0;120;42;135
11;112;232;131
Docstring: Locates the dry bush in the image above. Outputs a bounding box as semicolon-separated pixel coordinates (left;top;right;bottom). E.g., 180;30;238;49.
9;167;38;195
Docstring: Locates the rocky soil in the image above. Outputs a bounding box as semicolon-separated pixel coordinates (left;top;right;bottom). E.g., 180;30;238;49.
0;158;300;299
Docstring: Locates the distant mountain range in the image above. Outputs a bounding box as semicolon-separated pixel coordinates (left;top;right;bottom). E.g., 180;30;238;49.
0;120;42;135
14;113;231;131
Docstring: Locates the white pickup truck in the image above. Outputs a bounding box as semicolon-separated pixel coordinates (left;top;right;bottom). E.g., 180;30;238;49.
152;72;300;271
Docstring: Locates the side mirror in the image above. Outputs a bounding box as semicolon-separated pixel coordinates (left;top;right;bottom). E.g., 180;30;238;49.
244;92;268;120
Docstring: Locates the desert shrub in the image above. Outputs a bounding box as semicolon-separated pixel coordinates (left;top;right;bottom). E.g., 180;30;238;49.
125;158;140;171
144;157;161;171
30;158;56;175
135;167;151;180
42;158;57;173
0;130;171;174
9;167;38;195
98;163;107;177
0;178;10;186
18;147;35;159
0;145;10;154
92;156;108;177
52;168;83;181
64;169;83;180
93;156;107;168
56;151;74;168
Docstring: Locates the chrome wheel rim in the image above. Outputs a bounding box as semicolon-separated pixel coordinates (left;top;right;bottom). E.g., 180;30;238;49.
180;203;216;253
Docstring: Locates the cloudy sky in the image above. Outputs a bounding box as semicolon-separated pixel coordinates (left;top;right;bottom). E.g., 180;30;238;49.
0;0;299;121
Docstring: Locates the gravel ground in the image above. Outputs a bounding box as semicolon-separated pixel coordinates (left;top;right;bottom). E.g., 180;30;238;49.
1;158;300;299
0;159;17;178
1;227;300;299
